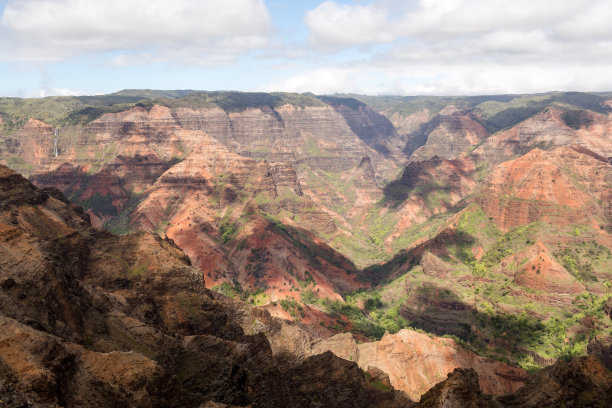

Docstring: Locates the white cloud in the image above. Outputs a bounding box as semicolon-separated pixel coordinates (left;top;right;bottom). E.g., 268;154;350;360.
258;67;373;94
0;0;271;64
304;1;395;49
281;0;612;94
27;87;94;98
261;61;612;96
305;0;612;47
398;0;583;38
2;0;611;96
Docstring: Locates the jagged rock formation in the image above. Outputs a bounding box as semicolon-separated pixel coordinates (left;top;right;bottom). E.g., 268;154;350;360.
312;329;527;401
419;356;612;408
477;145;612;231
0;164;410;407
407;106;488;162
474;107;612;163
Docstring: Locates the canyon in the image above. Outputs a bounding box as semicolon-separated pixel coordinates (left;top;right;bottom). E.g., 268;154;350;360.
1;90;611;405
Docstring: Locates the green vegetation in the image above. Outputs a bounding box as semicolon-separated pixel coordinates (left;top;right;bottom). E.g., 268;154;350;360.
469;222;540;276
212;281;243;298
554;241;610;283
82;193;118;217
212;281;270;306
149;91;326;112
280;298;305;320
317;211;611;370
562;109;594;129
0;90;331;137
0;94;145;132
265;215;355;272
327;264;612;370
127;262;149;277
350;91;611;135
219;219;238;244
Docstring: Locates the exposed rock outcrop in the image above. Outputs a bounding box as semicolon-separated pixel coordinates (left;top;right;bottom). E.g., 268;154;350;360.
477;146;611;230
311;329;527;401
0;164;407;407
407;107;487;162
419;356;612;407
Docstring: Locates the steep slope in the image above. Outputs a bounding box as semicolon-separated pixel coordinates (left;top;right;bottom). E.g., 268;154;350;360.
0;163;410;407
10;93;408;280
381;156;476;244
473;106;612;164
312;329;527;401
128;131;367;306
0;118;56;175
406;105;488;161
15;97;393;311
350;94;612;263
419;356;611;408
477;145;612;231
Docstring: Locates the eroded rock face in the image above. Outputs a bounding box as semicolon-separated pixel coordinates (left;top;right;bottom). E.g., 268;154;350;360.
0;164;408;407
497;241;585;295
408;108;488;162
477;146;611;230
473;108;575;163
389;109;430;142
419;356;612;408
17;101;405;309
475;107;612;164
384;156;476;237
128;133;365;301
0;119;55;175
79;103;404;182
311;329;527;402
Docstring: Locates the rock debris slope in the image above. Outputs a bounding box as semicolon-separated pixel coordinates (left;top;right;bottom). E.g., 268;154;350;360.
0;164;410;407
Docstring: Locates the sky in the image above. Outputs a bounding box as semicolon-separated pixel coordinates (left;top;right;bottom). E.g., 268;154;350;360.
0;0;611;97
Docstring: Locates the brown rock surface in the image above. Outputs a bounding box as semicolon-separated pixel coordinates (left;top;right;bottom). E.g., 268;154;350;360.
474;107;575;163
129;133;364;302
0;163;408;407
418;367;493;408
310;329;526;402
477;146;610;230
389;109;430;139
384;156;476;238
10;118;55;166
474;107;612;163
357;329;527;401
419;356;612;407
408;108;487;162
20;100;402;307
508;241;585;294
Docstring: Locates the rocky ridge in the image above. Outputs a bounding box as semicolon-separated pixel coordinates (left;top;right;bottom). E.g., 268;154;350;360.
0;163;411;407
